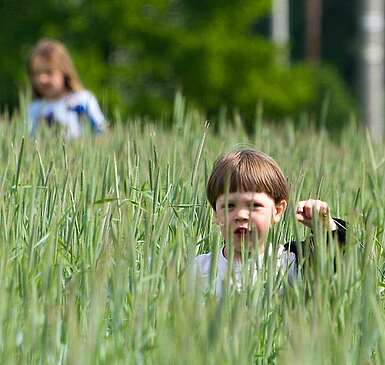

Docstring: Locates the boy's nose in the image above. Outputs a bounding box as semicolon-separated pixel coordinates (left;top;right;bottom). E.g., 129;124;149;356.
235;208;249;222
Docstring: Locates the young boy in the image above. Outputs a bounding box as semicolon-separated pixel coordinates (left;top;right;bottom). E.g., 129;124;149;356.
195;149;346;297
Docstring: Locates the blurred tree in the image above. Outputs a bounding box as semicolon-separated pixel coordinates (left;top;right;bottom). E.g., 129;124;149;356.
305;0;322;64
0;0;354;130
0;0;56;110
291;0;359;87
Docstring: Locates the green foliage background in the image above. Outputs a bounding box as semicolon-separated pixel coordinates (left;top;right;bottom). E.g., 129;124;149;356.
1;0;354;129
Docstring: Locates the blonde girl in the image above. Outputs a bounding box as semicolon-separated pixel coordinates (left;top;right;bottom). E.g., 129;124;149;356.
27;39;106;138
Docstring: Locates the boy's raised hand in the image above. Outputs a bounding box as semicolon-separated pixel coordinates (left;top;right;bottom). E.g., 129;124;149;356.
296;199;337;231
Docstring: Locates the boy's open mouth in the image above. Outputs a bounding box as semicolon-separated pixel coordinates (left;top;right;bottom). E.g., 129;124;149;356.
234;227;250;236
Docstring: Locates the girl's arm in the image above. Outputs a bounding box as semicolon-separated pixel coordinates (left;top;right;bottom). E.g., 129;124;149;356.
84;92;106;134
68;91;106;134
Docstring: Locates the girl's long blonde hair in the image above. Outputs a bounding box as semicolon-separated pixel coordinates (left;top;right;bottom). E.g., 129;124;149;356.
27;39;84;98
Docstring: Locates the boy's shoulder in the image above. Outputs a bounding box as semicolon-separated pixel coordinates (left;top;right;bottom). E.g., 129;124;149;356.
195;252;214;276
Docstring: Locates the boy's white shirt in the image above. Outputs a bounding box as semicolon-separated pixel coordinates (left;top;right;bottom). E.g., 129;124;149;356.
194;244;297;298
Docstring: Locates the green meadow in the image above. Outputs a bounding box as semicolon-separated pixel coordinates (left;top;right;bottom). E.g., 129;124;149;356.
0;100;384;364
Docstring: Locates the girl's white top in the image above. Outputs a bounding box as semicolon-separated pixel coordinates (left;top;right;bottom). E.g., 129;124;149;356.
28;90;106;139
194;245;297;298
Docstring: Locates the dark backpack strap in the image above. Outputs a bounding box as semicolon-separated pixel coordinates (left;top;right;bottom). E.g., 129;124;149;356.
283;240;298;256
283;238;310;261
331;218;347;246
283;218;347;273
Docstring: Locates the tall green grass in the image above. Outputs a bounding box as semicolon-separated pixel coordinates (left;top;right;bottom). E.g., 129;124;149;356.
0;103;384;364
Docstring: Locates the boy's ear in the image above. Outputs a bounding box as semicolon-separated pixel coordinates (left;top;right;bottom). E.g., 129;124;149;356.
214;210;220;225
273;199;287;223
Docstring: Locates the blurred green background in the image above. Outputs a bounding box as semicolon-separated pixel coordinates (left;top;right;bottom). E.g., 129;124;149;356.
0;0;358;130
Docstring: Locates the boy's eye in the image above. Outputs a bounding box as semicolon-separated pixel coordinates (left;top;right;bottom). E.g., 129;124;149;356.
250;202;262;209
221;202;235;209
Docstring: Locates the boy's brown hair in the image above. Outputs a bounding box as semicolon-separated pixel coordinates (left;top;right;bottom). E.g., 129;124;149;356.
207;149;289;210
27;38;84;98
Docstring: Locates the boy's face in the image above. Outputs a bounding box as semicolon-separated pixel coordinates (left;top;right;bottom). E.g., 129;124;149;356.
214;191;287;257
